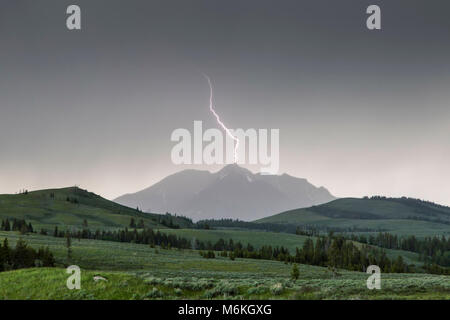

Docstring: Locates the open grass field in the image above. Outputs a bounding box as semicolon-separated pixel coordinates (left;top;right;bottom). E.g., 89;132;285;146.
1;267;449;300
156;228;311;252
1;231;447;300
0;230;422;272
156;228;423;265
0;189;448;300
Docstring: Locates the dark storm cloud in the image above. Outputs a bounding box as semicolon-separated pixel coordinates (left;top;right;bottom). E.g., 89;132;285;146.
0;0;449;204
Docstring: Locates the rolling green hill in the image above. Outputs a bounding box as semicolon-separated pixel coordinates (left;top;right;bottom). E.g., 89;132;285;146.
256;197;450;237
0;187;192;231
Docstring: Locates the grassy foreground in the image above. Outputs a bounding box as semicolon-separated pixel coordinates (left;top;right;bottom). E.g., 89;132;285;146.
1;267;449;300
0;232;449;299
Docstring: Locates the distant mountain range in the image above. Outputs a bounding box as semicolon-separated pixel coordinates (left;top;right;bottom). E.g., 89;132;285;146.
114;164;336;221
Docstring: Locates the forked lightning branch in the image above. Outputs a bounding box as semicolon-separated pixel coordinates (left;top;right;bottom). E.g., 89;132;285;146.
171;76;280;175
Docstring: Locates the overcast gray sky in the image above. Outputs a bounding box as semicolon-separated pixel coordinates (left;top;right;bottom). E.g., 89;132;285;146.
0;0;449;205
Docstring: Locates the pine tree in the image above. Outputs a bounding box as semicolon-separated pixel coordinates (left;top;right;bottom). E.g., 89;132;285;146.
0;238;10;271
20;224;28;235
291;263;300;281
65;232;72;260
13;238;33;269
392;256;405;273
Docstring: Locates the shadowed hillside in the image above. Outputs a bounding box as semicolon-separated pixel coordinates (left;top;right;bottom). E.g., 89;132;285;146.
0;187;193;230
256;197;450;237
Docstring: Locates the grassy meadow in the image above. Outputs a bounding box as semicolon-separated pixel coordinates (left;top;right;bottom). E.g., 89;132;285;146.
157;228;423;266
0;189;449;300
0;231;448;300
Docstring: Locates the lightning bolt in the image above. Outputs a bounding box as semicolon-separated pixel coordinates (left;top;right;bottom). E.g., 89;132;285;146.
203;74;239;163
